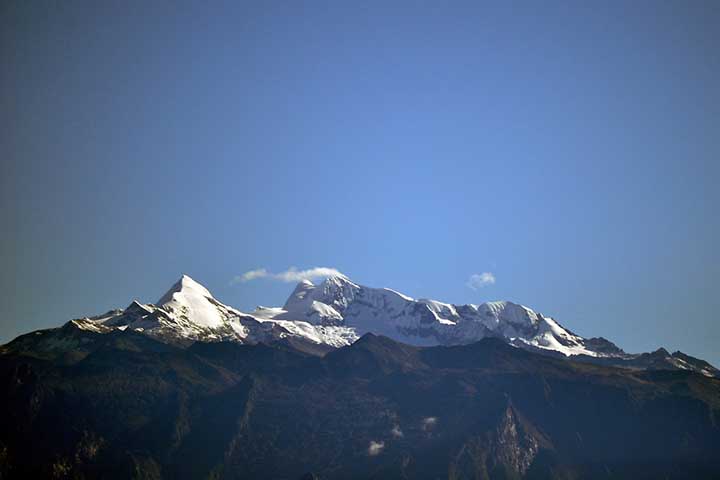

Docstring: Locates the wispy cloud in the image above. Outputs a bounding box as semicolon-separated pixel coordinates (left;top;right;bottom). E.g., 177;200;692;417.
236;268;268;282
466;272;496;290
422;417;438;431
368;440;385;456
232;266;346;284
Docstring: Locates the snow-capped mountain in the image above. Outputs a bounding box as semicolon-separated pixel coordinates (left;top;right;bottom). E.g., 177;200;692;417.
17;274;718;377
252;274;620;356
75;275;356;348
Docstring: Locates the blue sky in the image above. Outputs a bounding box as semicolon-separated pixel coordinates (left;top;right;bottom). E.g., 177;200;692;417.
2;1;719;364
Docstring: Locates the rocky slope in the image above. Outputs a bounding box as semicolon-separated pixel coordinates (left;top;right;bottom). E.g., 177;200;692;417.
0;332;718;479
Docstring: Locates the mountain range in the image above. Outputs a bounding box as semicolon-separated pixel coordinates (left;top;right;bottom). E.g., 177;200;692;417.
1;275;719;479
5;274;715;377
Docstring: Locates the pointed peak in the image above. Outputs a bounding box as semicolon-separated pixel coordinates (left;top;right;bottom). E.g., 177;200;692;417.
283;279;317;309
319;274;360;291
178;274;207;290
157;274;214;306
323;273;352;284
153;275;226;329
351;332;406;350
291;278;316;294
125;300;152;315
351;332;388;349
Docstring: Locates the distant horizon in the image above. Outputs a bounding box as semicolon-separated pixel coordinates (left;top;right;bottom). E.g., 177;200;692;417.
3;2;718;366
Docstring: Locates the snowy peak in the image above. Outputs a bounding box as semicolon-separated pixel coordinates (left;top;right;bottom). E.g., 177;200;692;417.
480;301;540;329
126;300;153;316
93;275;249;344
157;274;215;306
273;276;623;356
33;274;717;377
155;274;226;329
279;275;361;325
321;274;356;288
91;274;612;359
82;275;358;349
282;279;316;309
313;275;361;311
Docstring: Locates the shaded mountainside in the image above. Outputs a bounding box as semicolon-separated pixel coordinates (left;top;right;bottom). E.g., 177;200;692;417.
1;329;719;479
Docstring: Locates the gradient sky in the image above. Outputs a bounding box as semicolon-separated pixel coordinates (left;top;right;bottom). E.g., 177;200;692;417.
2;1;719;364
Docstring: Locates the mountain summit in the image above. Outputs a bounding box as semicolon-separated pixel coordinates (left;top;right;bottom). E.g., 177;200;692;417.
254;275;627;358
4;274;717;377
155;274;228;329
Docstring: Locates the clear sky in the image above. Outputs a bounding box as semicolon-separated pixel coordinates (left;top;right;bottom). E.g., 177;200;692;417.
2;1;719;364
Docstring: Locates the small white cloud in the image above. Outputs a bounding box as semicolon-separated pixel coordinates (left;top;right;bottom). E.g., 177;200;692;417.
466;272;496;290
391;425;403;438
368;440;385;456
273;267;346;283
422;417;438;431
235;268;268;282
233;266;345;284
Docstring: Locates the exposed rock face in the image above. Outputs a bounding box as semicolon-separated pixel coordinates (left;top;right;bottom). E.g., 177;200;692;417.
491;405;542;475
450;404;547;480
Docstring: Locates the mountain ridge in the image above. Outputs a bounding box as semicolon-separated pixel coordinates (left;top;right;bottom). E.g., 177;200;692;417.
1;330;719;478
2;274;717;377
